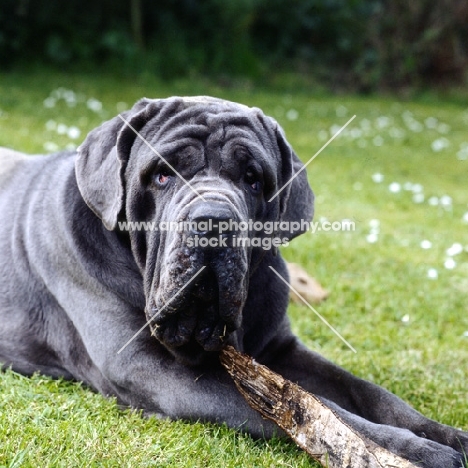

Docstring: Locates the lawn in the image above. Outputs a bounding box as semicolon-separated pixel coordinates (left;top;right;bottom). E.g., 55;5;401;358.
0;70;467;467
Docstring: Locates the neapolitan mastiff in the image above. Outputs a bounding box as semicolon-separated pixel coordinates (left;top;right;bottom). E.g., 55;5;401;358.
0;97;466;467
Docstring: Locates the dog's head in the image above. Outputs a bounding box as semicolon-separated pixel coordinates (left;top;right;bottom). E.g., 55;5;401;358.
76;97;313;364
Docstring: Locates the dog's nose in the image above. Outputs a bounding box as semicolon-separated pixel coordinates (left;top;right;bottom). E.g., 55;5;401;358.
188;203;236;237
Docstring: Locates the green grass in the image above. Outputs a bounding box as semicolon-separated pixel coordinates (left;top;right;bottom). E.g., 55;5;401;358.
0;70;467;467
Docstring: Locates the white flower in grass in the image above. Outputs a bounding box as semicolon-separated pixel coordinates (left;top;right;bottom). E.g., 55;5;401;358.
57;90;77;107
50;87;65;99
428;196;439;206
371;173;384;183
407;120;424;132
43;97;56;108
366;233;378;244
376;116;390;129
286;109;298;121
411;183;423;193
329;124;342;136
368;220;380;235
56;123;68;135
420;240;432;249
457;146;468;160
437;123;450;134
389;182;401;193
431;138;450;152
401;314;410;323
427;268;438;279
67;126;81;140
439;195;452;207
424;117;438;129
462;212;468;224
349;128;362;139
45;120;56;131
87;98;103;112
463;331;468;338
444;258;456;269
44;142;58;152
446;243;463;257
369;219;380;229
413;193;425;204
373;135;384;146
402;110;413;122
389;127;405;139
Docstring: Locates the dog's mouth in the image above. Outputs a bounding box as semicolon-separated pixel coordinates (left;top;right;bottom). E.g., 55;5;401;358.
147;246;249;364
192;266;217;302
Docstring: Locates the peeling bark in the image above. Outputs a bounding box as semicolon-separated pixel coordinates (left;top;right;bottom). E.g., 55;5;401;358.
220;346;418;468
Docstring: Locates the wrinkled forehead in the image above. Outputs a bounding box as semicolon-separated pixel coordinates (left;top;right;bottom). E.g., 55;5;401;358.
142;96;277;155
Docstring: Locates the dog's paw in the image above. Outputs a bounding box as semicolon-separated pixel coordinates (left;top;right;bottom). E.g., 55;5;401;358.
452;430;468;468
452;429;468;458
404;436;465;468
420;422;468;463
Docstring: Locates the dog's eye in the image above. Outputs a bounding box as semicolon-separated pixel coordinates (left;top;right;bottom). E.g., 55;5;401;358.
245;170;261;193
155;171;172;186
250;181;261;192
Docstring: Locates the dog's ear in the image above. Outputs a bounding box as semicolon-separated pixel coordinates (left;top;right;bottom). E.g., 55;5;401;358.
275;124;314;241
75;99;154;230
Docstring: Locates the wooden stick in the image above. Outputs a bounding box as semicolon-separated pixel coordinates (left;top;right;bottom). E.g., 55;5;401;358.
220;346;418;468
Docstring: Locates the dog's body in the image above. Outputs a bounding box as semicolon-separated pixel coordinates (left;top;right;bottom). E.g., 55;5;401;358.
0;97;466;467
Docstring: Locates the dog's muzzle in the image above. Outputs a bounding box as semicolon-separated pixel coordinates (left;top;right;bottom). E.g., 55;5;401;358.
147;200;249;364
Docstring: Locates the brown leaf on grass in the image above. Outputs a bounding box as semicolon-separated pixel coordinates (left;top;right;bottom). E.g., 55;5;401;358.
286;262;329;304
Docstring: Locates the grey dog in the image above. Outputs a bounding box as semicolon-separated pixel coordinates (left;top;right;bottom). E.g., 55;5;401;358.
0;97;466;467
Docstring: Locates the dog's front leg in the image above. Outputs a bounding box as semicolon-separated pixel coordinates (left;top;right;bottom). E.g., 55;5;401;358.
106;344;284;438
260;336;467;467
66;305;279;439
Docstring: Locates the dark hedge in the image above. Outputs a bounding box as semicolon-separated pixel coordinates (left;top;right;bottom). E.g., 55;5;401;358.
1;0;467;90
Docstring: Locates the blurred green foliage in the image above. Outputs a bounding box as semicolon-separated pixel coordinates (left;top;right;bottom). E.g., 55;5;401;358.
1;0;467;90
